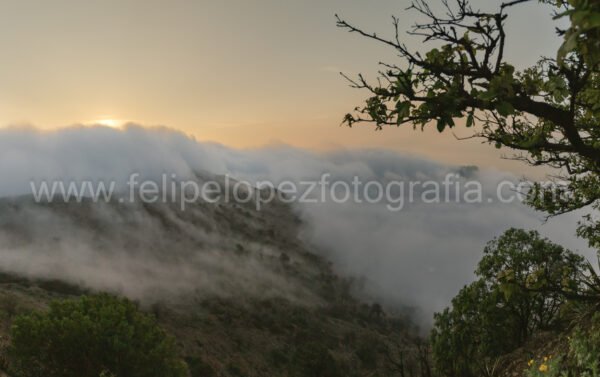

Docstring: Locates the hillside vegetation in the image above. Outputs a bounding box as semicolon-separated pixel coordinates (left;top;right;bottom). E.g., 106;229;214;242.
430;229;600;377
0;191;426;377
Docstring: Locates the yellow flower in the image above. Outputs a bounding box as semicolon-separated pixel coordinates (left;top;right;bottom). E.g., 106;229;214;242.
544;357;548;362
539;364;548;372
528;359;534;367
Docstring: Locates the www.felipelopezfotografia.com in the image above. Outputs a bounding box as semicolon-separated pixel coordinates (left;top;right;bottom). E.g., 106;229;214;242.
29;172;565;211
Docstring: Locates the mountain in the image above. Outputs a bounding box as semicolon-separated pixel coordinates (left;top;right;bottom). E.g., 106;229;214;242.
0;175;426;377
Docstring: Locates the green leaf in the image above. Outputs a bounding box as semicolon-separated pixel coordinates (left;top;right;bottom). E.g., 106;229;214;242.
477;91;496;101
495;102;515;117
588;13;600;28
558;33;578;64
343;113;355;127
396;101;411;119
466;113;474;128
437;119;446;132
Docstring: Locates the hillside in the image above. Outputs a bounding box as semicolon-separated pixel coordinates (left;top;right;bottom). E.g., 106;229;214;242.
0;177;426;377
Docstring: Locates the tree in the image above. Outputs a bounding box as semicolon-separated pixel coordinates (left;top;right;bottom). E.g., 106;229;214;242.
336;0;600;249
430;228;585;377
478;228;585;331
431;280;509;377
9;293;188;377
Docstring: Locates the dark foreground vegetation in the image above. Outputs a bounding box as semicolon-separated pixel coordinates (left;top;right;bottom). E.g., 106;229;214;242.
431;228;600;376
0;269;426;377
9;294;187;377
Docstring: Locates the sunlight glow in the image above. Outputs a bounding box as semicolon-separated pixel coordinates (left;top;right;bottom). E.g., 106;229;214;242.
92;119;124;128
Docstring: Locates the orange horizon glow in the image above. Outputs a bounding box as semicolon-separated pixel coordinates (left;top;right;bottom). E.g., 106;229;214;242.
0;0;562;178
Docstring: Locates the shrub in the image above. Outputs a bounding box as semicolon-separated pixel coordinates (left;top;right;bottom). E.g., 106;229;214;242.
520;310;600;376
525;356;561;377
568;311;600;375
9;293;187;377
431;280;512;377
431;228;585;377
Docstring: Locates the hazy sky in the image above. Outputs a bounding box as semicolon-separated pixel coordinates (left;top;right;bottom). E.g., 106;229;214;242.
0;0;563;171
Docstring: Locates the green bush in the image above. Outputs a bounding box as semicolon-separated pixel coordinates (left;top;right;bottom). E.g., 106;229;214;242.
525;356;561;377
9;293;188;377
431;228;585;377
520;310;600;376
569;312;600;376
431;280;514;377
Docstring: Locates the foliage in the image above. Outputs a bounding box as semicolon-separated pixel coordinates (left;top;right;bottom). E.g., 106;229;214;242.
291;342;344;377
518;309;600;376
431;228;584;377
431;280;509;377
337;0;600;252
9;293;187;377
0;294;19;318
355;334;381;369
480;228;586;318
557;0;600;66
568;310;600;376
525;355;561;377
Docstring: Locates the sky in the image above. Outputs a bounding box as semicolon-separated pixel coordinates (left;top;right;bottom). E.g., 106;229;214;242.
0;0;565;172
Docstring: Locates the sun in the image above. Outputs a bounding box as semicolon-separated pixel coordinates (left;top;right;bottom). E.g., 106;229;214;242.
92;119;124;128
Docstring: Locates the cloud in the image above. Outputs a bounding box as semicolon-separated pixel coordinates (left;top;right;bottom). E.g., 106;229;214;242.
0;125;592;322
212;147;592;318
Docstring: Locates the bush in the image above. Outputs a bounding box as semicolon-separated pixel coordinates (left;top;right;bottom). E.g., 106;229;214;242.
9;293;188;377
525;356;561;377
520;309;600;376
431;228;585;377
568;311;600;375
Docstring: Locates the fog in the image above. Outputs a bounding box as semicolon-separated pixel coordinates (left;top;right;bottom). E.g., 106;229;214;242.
0;125;592;317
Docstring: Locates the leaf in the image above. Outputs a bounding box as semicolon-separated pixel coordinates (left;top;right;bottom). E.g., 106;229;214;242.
466;113;474;128
587;13;600;28
396;101;411;119
499;282;516;301
437;119;446;132
343;113;355;127
477;91;496;101
558;33;578;64
495;102;515;117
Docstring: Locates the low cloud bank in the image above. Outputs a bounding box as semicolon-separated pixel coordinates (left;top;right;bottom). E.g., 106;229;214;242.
0;125;592;317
